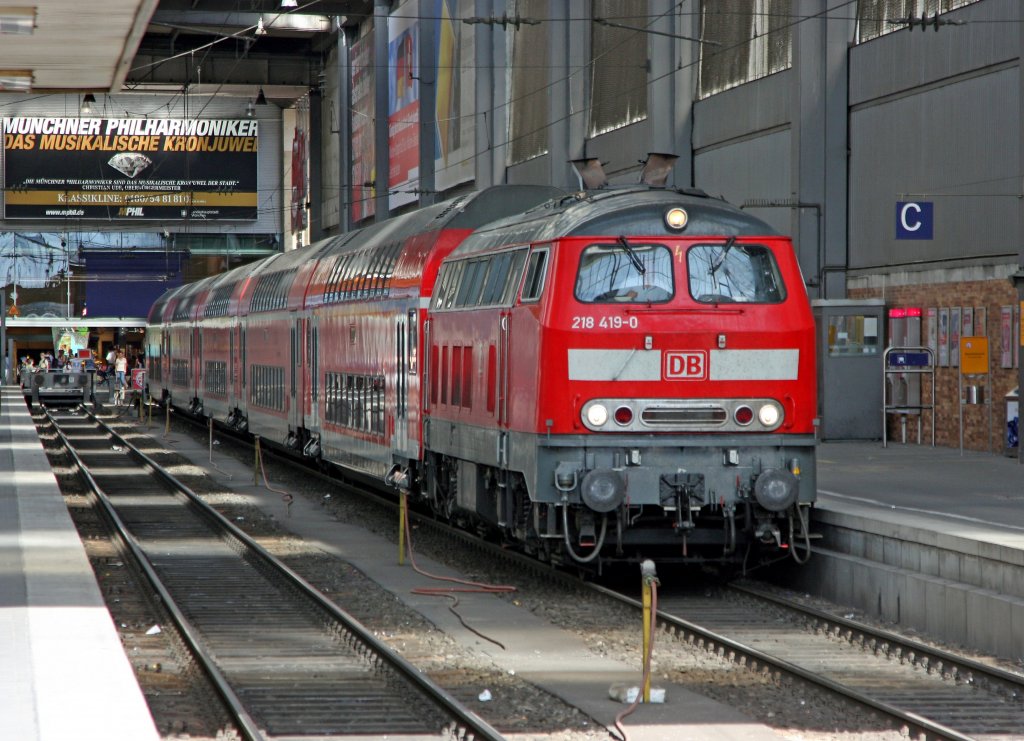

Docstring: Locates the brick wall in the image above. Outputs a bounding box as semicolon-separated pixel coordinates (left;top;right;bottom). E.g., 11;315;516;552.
849;278;1019;453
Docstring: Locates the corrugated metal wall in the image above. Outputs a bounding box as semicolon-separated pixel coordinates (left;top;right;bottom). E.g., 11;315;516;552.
847;0;1018;271
849;66;1019;268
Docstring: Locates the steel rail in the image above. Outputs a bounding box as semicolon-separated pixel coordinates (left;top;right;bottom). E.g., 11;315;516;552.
57;405;506;741
733;581;1024;699
587;581;976;741
159;406;989;740
44;407;266;741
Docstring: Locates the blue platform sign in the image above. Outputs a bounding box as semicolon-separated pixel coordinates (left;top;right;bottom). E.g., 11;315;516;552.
887;352;931;368
896;201;933;240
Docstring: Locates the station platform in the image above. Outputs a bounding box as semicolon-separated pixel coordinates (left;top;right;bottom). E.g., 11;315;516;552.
817;439;1024;532
798;438;1024;660
0;387;159;741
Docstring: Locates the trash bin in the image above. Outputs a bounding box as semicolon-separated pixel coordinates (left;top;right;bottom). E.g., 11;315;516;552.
1006;387;1019;456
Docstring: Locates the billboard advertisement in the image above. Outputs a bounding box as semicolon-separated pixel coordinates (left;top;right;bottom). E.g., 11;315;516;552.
433;0;474;192
388;1;419;210
3;117;259;220
351;30;376;223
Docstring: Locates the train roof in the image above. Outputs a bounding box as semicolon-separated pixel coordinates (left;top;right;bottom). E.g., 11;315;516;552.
145;185;576;321
450;186;781;257
318;184;565;259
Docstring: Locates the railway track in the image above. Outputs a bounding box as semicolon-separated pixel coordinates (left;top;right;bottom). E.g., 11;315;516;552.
594;579;1024;741
118;406;1024;740
44;405;502;741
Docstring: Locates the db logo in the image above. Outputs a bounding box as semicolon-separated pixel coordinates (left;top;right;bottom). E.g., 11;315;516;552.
664;351;707;380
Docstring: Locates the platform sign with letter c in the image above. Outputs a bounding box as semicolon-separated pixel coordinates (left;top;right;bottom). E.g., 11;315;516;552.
896;201;933;240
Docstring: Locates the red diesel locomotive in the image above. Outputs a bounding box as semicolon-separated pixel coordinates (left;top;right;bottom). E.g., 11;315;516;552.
147;180;817;569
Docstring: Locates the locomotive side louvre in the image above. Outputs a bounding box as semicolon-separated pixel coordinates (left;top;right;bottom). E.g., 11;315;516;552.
424;188;818;566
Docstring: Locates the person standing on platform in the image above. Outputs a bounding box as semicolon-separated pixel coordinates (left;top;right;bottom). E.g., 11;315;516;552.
20;356;35;383
115;350;128;397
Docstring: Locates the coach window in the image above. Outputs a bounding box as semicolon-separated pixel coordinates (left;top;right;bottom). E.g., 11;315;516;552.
367;247;389;296
520;248;550;302
334;253;355;299
687;242;786;304
575;243;674;303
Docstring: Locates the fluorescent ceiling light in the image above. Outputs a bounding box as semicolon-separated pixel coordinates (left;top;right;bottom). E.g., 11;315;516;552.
281;0;298;7
0;69;32;91
0;7;35;35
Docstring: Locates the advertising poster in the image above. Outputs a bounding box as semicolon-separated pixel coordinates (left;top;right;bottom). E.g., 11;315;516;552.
961;306;973;341
388;1;420;210
433;0;475;191
3;117;258;220
950;307;961;366
1001;306;1013;368
51;327;90;356
926;307;937;359
1017;303;1022;368
291;127;308;233
350;30;376;223
974;306;986;337
938;308;949;366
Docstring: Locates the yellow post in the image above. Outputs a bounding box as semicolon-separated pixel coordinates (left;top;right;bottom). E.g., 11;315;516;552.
641;581;652;702
640;559;659;703
398;492;407;565
253;435;261;486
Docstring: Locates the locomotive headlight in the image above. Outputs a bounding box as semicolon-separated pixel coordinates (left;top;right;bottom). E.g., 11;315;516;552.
758;402;782;427
585;403;609;427
665;207;688;231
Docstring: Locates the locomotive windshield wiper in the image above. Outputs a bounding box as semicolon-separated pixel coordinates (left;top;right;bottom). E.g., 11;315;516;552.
617;235;646;275
709;236;735;276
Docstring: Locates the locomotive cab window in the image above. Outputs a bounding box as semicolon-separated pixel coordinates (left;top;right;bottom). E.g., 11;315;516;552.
687;242;786;304
575;242;674;303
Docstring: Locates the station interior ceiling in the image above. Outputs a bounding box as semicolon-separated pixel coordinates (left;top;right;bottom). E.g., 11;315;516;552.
2;0;369;99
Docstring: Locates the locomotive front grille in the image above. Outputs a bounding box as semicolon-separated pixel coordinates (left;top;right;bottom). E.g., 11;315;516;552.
641;405;728;426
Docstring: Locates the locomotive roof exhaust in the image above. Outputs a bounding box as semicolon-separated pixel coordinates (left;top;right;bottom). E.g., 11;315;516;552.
571;152;679;190
639;153;678;187
571;157;608;190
